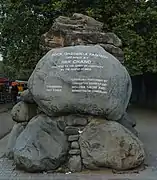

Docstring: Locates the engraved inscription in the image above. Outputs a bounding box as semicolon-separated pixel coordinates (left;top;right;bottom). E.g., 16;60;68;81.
46;51;108;94
71;78;108;94
46;85;62;92
51;52;106;72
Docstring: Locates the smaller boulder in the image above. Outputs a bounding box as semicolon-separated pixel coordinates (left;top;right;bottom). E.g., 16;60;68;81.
79;118;145;170
11;101;37;123
13;114;69;172
20;89;35;104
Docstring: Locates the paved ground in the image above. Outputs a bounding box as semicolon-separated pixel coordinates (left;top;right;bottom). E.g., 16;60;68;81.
130;108;157;170
0;106;157;179
0;103;13;113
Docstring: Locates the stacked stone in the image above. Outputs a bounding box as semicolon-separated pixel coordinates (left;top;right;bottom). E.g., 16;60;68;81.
40;13;124;63
56;115;88;172
5;14;146;174
65;115;88;172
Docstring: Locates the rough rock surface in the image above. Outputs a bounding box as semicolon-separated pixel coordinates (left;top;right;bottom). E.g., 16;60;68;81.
79;118;145;170
68;135;79;142
118;112;138;136
65;115;88;126
71;141;80;149
11;101;37;122
57;116;66;131
68;155;82;172
20;89;35;104
28;45;131;121
69;149;81;155
5;123;26;159
13;114;69;172
41;13;124;63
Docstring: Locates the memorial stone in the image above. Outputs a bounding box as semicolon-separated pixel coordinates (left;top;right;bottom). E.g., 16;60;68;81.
28;45;131;121
6;14;145;173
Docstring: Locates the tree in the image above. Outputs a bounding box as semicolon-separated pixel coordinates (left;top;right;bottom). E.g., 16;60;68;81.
85;0;157;75
0;0;156;78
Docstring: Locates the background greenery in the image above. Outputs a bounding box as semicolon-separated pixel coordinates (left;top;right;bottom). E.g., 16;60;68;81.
0;0;157;79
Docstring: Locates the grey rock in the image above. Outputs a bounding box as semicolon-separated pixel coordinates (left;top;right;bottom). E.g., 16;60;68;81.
5;123;26;159
11;102;37;123
79;118;145;170
65;115;88;126
69;149;81;155
57;117;66;131
68;155;82;172
13;114;69;172
28;45;131;121
20;89;35;104
68;135;79;142
100;44;124;63
40;13;123;62
122;112;136;127
71;141;80;149
65;126;80;135
118;112;138;136
54;13;103;32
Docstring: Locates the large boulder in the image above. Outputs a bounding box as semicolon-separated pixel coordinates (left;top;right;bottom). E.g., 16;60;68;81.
79;119;145;170
41;13;124;63
13;114;68;172
11;101;37;123
28;45;131;121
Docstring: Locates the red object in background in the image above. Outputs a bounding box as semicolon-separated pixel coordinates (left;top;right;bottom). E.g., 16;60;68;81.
0;78;9;83
11;82;18;86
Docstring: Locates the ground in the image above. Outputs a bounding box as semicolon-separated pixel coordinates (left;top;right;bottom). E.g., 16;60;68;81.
0;105;157;179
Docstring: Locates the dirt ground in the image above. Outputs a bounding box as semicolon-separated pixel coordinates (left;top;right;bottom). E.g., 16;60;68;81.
0;106;157;179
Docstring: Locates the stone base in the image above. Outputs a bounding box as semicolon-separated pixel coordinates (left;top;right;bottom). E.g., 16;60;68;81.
6;113;145;173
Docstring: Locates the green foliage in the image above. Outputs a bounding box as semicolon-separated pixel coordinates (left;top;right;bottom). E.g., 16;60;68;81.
1;1;48;77
111;1;157;75
85;0;157;75
0;0;157;78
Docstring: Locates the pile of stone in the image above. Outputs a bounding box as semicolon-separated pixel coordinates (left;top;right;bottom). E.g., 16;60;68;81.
41;13;124;63
5;14;145;173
